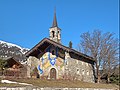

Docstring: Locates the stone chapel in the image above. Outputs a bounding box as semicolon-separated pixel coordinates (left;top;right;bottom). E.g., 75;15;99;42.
26;10;95;83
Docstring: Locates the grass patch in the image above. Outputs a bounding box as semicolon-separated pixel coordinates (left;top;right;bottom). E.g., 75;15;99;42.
8;78;119;89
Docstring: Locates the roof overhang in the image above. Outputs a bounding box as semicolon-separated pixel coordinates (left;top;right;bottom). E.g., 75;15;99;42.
25;38;95;62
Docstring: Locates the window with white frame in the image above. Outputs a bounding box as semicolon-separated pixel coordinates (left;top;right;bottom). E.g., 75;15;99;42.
77;69;79;74
87;71;89;75
82;69;85;75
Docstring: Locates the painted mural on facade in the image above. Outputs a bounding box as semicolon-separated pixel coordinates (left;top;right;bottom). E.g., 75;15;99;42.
36;46;65;79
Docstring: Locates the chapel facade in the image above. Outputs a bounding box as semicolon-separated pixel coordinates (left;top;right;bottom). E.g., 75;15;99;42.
26;11;95;83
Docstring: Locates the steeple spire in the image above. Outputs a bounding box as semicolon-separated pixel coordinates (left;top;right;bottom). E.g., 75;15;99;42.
52;8;58;27
49;8;61;43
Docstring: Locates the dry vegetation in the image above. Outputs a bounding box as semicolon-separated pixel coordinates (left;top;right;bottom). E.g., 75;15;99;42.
6;78;119;89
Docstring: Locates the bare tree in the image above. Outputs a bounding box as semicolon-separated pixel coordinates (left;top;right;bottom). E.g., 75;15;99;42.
78;30;119;83
102;37;119;83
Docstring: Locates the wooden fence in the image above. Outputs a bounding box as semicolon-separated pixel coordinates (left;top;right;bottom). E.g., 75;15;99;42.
0;67;27;79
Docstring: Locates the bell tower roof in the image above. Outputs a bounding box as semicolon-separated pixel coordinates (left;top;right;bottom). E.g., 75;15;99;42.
52;9;58;27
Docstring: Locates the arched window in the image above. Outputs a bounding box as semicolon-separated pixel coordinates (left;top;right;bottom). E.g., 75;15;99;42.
52;31;55;38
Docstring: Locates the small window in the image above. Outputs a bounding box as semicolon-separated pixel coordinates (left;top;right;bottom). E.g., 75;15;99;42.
87;71;89;75
52;50;55;55
82;69;85;75
77;69;79;74
52;31;55;38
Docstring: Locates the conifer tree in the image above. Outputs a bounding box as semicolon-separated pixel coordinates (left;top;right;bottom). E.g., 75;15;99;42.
69;41;72;48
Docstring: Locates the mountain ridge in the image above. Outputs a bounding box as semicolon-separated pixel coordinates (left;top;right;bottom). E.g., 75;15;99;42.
0;40;29;62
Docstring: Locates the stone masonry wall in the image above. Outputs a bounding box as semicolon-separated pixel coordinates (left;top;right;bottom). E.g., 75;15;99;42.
27;56;39;78
64;52;95;82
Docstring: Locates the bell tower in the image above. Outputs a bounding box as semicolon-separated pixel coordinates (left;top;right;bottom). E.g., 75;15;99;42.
49;9;61;43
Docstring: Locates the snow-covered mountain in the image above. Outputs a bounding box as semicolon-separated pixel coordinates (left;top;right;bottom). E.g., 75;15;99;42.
0;40;29;62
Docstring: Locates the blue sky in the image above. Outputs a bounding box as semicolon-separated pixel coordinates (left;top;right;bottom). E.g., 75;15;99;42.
0;0;119;49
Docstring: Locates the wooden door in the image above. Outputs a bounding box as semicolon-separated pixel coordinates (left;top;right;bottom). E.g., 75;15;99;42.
50;68;56;80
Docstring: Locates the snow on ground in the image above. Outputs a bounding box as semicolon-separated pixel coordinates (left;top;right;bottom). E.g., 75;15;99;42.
1;80;32;86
